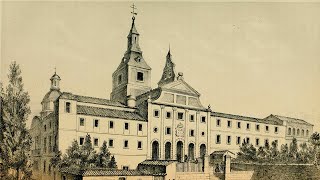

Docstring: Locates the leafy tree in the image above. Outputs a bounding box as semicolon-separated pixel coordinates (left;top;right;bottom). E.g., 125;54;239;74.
96;141;111;168
310;132;320;165
0;62;32;180
289;138;298;160
108;155;117;169
59;140;82;170
80;134;97;168
270;141;279;160
237;141;257;162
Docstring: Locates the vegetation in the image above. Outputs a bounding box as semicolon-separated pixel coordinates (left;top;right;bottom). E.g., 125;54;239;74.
235;136;319;164
51;134;117;171
0;62;33;180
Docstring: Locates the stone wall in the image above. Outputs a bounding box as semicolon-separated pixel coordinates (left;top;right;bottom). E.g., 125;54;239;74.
176;172;210;180
232;163;320;180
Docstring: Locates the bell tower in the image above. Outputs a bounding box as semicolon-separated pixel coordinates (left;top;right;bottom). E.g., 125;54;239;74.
110;4;151;105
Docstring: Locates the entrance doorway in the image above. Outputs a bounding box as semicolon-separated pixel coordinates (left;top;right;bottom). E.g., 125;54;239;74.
152;141;159;160
177;141;183;162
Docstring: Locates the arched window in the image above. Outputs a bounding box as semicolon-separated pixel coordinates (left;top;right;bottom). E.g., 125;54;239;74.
302;129;305;136
297;129;300;136
288;128;291;135
293;128;296;136
307;130;309;137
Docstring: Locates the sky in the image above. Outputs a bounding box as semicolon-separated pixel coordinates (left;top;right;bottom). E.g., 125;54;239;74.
1;2;320;131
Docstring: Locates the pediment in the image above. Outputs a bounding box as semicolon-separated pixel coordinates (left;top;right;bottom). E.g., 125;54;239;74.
162;79;200;96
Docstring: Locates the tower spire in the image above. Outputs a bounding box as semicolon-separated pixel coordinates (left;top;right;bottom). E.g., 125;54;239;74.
158;48;177;87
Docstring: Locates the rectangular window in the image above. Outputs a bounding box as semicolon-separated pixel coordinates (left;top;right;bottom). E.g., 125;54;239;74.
109;121;114;129
256;124;260;131
79;137;84;145
137;72;144;81
216;119;221;127
216;135;221;144
177;112;184;120
227;136;231;145
201;116;206;123
137;141;142;149
94;119;99;127
227;120;232;128
265;139;269;146
275;127;278;133
166;112;171;119
246;123;250;130
80;118;85;126
256;138;260;146
154;110;159;117
265;125;269;132
166;127;171;135
237;122;241;129
124;122;129;130
190;130;195;137
189;114;195;122
65;102;71;113
246;137;250;144
138;124;143;131
124;140;129;149
109;139;114;147
236;136;241;145
94;138;99;146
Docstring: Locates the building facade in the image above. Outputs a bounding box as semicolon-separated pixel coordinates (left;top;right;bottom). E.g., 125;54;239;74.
30;14;313;179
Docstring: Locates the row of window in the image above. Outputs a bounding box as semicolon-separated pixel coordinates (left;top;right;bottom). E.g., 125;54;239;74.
152;126;205;137
79;137;143;150
153;110;206;123
215;134;278;147
117;71;144;86
288;128;309;137
79;118;143;131
216;119;279;133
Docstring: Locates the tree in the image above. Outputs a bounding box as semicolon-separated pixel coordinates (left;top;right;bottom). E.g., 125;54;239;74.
237;141;257;162
96;141;111;168
0;62;32;180
59;140;82;170
108;155;117;169
80;134;97;168
289;138;298;160
310;132;320;165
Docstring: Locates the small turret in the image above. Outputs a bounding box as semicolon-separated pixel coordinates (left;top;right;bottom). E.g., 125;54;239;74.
50;71;61;91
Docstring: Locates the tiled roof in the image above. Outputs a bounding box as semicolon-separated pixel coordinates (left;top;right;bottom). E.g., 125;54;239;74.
211;112;283;125
59;92;126;107
139;160;176;166
77;105;146;121
61;168;165;177
273;115;313;126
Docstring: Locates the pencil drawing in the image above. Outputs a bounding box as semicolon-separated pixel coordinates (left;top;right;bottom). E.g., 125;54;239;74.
1;2;320;180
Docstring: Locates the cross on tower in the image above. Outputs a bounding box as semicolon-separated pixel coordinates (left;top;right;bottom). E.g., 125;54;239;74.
131;3;137;19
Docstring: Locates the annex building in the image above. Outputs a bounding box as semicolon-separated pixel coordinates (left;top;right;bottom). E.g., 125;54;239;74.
30;14;313;180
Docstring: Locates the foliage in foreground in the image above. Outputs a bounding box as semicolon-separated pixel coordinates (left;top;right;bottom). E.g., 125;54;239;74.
235;136;319;164
50;134;117;171
0;62;33;180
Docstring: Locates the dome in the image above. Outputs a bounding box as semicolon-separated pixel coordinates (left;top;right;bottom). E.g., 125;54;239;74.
41;89;61;104
50;72;61;80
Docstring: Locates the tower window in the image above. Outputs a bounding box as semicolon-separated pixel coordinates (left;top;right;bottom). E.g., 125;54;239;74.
65;102;71;113
137;72;144;81
166;112;171;119
138;124;143;131
177;112;184;120
201;116;206;123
